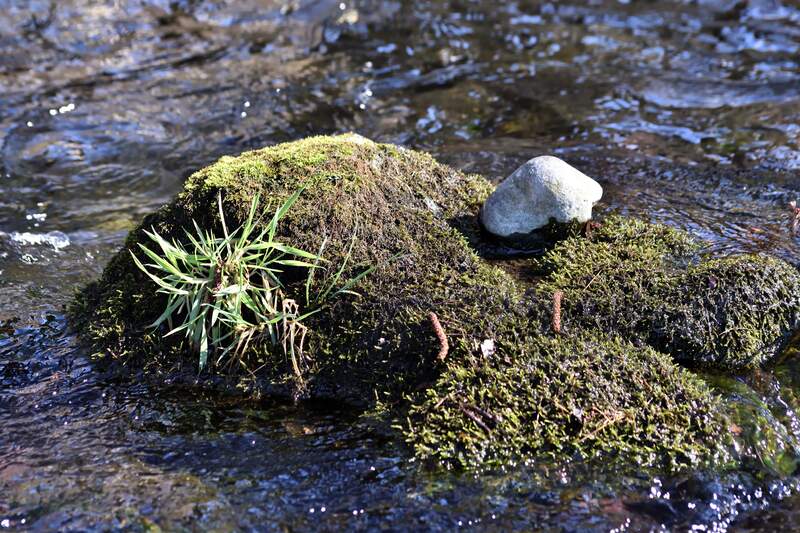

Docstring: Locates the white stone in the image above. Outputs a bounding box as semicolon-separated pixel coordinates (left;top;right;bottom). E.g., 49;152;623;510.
480;339;496;358
480;156;602;237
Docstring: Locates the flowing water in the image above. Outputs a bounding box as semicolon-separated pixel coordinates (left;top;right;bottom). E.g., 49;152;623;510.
2;0;800;530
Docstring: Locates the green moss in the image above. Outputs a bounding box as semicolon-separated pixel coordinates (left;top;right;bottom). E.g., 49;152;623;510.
72;133;516;404
532;215;800;370
71;134;800;473
667;256;800;368
406;332;728;471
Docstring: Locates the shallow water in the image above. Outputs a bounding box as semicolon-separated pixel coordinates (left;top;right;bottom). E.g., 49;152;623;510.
2;0;800;530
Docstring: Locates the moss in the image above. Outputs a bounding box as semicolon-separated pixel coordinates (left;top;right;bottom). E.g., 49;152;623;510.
72;133;517;404
532;215;800;370
666;256;800;368
405;332;729;471
71;134;800;472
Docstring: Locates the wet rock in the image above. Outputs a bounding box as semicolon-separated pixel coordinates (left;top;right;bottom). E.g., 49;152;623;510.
70;135;800;473
71;134;515;407
533;215;800;370
480;156;602;238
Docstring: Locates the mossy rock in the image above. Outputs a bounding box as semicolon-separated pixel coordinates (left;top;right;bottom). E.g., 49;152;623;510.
406;332;728;470
70;134;800;471
72;133;522;405
533;215;800;370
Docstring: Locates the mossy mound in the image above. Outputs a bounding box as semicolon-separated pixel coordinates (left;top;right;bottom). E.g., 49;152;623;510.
406;333;727;470
72;133;522;404
71;134;800;472
533;215;800;369
667;257;800;368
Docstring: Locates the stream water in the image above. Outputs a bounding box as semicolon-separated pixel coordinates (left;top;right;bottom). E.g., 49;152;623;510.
2;1;800;530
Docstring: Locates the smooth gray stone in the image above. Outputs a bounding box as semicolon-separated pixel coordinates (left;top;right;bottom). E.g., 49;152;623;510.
481;156;603;238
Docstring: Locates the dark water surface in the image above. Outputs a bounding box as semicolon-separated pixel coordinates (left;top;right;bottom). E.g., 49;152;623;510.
2;0;800;530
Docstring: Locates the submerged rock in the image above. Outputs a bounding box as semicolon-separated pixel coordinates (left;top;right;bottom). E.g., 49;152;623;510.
70;134;800;472
480;155;602;238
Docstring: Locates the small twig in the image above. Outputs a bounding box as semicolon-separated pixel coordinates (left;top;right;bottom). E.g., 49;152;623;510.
466;403;502;425
789;201;800;235
578;410;626;443
551;290;563;334
429;312;449;362
458;402;492;433
582;269;604;291
551;396;571;415
432;391;453;410
583;220;601;239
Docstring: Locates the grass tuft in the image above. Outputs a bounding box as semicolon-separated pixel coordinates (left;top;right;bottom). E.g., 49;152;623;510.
130;188;370;383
